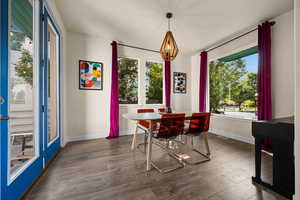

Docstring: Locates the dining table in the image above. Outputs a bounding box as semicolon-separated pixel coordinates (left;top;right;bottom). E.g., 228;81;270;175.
123;111;195;171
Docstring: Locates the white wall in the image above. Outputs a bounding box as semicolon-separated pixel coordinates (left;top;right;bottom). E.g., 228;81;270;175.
294;0;300;199
65;33;111;141
64;32;191;142
272;11;295;118
191;10;294;142
172;55;192;112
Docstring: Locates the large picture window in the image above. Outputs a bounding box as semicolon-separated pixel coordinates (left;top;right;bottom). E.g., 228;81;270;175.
118;58;139;104
145;61;163;104
209;47;258;119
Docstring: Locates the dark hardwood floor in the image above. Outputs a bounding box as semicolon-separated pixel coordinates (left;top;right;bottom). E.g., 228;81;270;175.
26;134;287;200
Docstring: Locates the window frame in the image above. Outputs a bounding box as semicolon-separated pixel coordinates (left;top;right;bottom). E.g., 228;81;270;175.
207;46;258;120
118;56;140;106
118;57;165;107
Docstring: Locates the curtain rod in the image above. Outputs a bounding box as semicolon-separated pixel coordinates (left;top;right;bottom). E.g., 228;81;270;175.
117;43;160;53
206;21;275;53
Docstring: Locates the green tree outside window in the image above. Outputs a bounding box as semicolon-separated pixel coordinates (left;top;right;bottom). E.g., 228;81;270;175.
146;61;163;104
209;56;257;116
118;58;138;104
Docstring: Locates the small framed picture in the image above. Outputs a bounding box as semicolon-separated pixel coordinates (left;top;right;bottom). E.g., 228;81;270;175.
173;72;187;94
79;60;103;90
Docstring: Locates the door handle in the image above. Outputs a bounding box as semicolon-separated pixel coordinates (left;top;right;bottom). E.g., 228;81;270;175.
0;96;4;105
0;115;10;120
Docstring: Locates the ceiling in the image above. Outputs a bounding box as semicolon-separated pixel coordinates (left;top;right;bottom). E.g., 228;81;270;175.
55;0;293;55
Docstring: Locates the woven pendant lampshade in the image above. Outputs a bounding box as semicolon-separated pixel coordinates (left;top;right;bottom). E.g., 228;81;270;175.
160;13;179;61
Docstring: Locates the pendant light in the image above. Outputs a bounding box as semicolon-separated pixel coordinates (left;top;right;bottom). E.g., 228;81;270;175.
160;12;179;61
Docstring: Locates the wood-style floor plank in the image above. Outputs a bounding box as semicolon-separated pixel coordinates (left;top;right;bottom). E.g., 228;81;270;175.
25;134;288;200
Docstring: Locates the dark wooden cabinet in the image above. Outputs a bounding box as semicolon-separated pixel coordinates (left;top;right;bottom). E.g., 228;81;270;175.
252;117;294;200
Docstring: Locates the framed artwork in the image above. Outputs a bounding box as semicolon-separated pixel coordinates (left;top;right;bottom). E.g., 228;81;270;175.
79;60;103;90
173;72;187;94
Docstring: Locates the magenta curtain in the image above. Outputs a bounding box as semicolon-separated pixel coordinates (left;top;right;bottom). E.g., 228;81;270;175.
199;51;208;112
107;41;119;139
257;22;272;120
257;22;272;151
165;61;171;107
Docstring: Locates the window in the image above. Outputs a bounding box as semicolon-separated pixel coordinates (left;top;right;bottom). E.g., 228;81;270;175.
145;61;163;104
9;0;36;175
118;58;164;105
209;47;258;119
118;58;138;104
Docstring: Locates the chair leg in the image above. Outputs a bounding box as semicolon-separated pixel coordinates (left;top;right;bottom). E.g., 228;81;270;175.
203;132;211;157
22;136;26;155
11;135;15;145
183;133;211;165
135;125;150;154
131;123;139;151
151;138;185;173
151;154;184;174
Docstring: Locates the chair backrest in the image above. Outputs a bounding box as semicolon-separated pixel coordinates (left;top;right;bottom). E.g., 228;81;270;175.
188;113;211;133
158;108;166;113
137;109;155;113
137;109;155;128
156;113;185;138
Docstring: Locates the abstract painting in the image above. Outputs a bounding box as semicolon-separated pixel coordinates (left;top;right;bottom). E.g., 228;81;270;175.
173;72;187;94
79;60;103;90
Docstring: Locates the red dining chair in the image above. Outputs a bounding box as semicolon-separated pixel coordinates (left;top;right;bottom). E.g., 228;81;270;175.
137;109;155;129
131;109;155;150
154;113;185;139
151;113;185;173
158;108;166;113
184;112;211;164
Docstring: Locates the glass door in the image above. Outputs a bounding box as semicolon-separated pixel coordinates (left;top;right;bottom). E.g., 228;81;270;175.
1;0;43;199
42;8;61;164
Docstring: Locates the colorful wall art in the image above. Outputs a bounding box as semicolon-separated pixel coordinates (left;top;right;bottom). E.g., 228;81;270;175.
79;60;103;90
173;72;187;94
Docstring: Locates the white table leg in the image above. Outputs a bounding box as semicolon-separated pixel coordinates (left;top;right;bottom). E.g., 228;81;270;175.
131;122;138;151
146;120;153;171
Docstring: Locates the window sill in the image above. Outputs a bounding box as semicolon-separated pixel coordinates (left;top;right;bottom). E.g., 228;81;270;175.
119;104;164;108
119;104;141;108
211;113;257;122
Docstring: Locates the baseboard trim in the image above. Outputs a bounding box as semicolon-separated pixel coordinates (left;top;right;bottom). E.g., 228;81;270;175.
66;129;254;145
209;129;254;144
66;134;106;143
66;130;144;143
120;129;144;136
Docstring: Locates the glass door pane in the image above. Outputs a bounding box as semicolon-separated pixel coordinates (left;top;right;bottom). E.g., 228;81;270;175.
9;0;37;177
47;21;58;144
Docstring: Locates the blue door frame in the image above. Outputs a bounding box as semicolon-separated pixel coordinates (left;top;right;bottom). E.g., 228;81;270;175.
42;7;61;164
0;0;10;199
0;0;61;199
